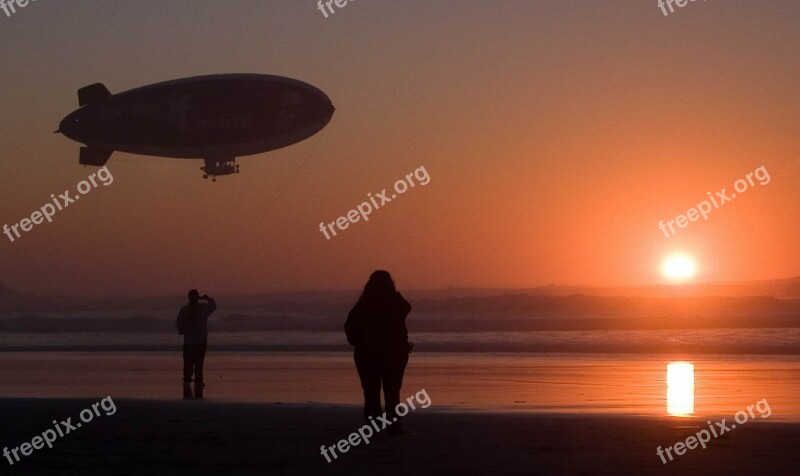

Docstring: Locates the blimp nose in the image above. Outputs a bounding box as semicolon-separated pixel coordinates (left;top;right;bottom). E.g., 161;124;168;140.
321;95;335;116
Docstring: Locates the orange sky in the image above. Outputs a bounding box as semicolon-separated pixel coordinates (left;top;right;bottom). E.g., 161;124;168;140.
0;1;798;296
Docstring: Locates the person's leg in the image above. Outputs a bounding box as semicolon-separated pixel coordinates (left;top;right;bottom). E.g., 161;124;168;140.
195;341;207;384
183;343;194;383
354;349;383;419
194;341;207;399
382;352;409;423
182;343;194;399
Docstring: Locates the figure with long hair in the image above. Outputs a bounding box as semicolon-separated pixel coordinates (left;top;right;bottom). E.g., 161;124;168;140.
345;270;412;432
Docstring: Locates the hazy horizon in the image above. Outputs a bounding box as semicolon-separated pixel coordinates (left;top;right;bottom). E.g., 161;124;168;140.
3;274;800;300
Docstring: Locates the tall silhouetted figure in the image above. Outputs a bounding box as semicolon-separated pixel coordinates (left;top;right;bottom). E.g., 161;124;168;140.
176;290;216;399
345;270;412;432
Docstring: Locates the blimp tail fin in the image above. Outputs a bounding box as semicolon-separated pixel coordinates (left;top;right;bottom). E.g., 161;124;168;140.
79;147;113;167
78;83;111;107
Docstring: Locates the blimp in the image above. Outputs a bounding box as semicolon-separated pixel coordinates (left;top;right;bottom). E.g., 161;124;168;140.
57;74;335;180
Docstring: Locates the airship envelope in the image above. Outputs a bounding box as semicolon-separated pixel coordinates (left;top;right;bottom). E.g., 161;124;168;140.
57;74;335;180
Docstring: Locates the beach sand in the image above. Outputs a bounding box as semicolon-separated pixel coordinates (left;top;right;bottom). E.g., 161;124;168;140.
2;351;799;474
2;352;799;419
1;398;799;475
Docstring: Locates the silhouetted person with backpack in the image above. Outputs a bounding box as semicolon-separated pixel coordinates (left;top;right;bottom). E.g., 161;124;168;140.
345;270;412;433
176;290;216;399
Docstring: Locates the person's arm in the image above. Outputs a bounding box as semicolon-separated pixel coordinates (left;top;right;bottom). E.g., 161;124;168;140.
203;295;217;313
176;307;186;335
396;293;411;348
396;293;412;318
344;302;364;346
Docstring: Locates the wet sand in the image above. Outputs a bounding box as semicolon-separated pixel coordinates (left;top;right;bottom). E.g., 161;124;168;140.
1;398;798;475
1;351;799;420
2;352;799;474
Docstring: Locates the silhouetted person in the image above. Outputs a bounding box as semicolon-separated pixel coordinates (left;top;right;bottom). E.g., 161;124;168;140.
176;290;216;399
345;270;412;432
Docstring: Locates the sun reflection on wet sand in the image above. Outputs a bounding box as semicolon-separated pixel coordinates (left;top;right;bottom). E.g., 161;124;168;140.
667;362;695;416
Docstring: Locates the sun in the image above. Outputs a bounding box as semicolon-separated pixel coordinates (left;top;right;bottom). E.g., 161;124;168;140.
661;254;697;281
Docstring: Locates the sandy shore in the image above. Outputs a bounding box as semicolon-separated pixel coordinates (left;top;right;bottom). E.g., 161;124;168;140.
2;352;799;420
1;398;798;475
